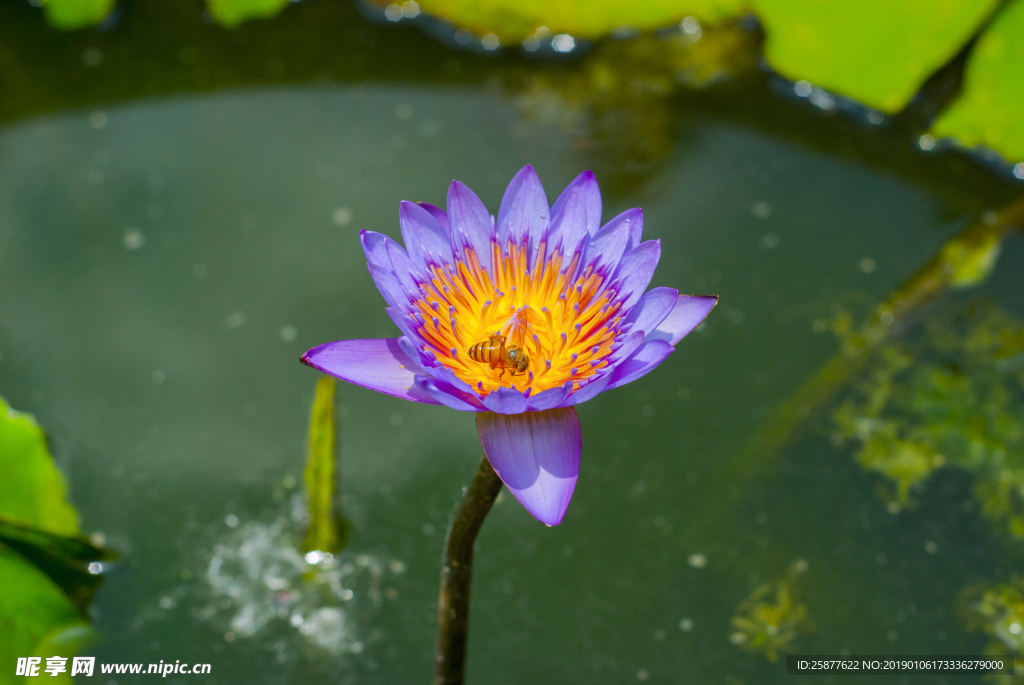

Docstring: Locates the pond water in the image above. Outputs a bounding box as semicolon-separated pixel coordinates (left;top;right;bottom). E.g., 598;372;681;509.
2;13;1023;685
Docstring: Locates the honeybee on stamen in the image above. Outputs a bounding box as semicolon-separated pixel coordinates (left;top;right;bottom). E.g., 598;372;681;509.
467;308;534;378
467;334;529;378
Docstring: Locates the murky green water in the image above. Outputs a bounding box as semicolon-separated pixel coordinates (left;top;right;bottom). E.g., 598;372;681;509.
2;6;1024;684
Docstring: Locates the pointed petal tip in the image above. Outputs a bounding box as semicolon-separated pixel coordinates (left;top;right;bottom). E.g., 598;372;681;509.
477;408;581;526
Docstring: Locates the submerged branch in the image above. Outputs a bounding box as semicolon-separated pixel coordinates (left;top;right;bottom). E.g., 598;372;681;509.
434;456;503;685
739;196;1024;476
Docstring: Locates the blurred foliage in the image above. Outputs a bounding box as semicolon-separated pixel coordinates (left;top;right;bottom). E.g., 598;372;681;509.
206;0;291;28
963;579;1024;683
754;0;999;114
407;0;1000;116
729;560;814;662
42;0;115;31
0;546;92;685
25;0;1024;163
0;396;78;535
411;0;742;41
933;0;1024;165
943;229;1004;288
303;377;348;555
507;22;760;192
0;518;114;614
0;397;106;678
833;303;1024;537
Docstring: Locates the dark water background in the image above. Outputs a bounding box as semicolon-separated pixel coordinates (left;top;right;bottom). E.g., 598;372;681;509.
2;2;1024;683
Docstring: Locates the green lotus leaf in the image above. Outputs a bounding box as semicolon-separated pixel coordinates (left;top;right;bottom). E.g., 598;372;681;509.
42;0;116;31
753;0;1000;113
931;0;1024;163
411;0;743;42
0;396;78;536
0;545;94;685
205;0;292;28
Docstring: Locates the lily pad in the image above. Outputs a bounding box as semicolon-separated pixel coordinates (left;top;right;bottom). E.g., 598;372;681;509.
931;0;1024;164
205;0;292;28
42;0;116;31
0;517;114;614
0;544;93;684
752;0;1000;113
411;0;743;42
0;396;78;536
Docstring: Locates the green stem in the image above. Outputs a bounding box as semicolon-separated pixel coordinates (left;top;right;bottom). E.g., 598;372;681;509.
433;456;503;685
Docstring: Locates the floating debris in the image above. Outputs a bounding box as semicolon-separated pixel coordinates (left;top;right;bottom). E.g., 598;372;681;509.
729;561;814;662
833;303;1024;538
963;578;1024;683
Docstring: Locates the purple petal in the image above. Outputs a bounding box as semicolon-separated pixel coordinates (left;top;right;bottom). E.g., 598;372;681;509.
301;339;440;405
432;365;480;397
386;239;422;297
400;201;453;271
368;263;411;309
623;287;679;336
545;185;590;264
606;339;674;390
386;307;424;345
608;330;645;364
418;202;450;232
497;165;549;259
565;372;612;406
447;181;493;275
599;208;644;251
525;382;573;411
613;240;661;310
398;335;437;370
476;408;581;526
481;387;529;414
648;295;718;345
550;171;601;236
582;218;631;281
360;230;393;271
414;375;485;411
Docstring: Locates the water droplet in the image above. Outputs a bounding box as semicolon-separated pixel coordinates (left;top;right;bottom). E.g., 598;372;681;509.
123;229;144;250
332;207;353;226
552;34;575;52
481;33;500;51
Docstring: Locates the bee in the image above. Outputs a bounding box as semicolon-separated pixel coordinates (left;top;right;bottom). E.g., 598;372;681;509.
467;309;533;377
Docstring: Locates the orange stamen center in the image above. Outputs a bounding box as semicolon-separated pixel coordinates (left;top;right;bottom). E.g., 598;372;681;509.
408;241;622;396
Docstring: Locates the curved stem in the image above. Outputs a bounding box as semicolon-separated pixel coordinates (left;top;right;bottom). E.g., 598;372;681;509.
433;456;503;685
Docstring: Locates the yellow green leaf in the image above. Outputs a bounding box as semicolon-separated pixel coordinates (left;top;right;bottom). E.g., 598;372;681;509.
753;0;1001;113
931;0;1024;163
205;0;292;28
303;377;347;554
42;0;116;31
411;0;744;42
0;397;78;537
0;545;93;685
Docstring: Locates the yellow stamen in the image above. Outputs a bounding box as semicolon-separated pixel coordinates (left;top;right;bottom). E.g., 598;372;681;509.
409;243;619;396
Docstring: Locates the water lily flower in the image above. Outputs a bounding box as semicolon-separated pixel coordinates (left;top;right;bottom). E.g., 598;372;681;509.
302;166;716;526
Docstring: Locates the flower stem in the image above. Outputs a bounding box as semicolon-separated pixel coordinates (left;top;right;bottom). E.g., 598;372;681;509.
433;455;503;685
